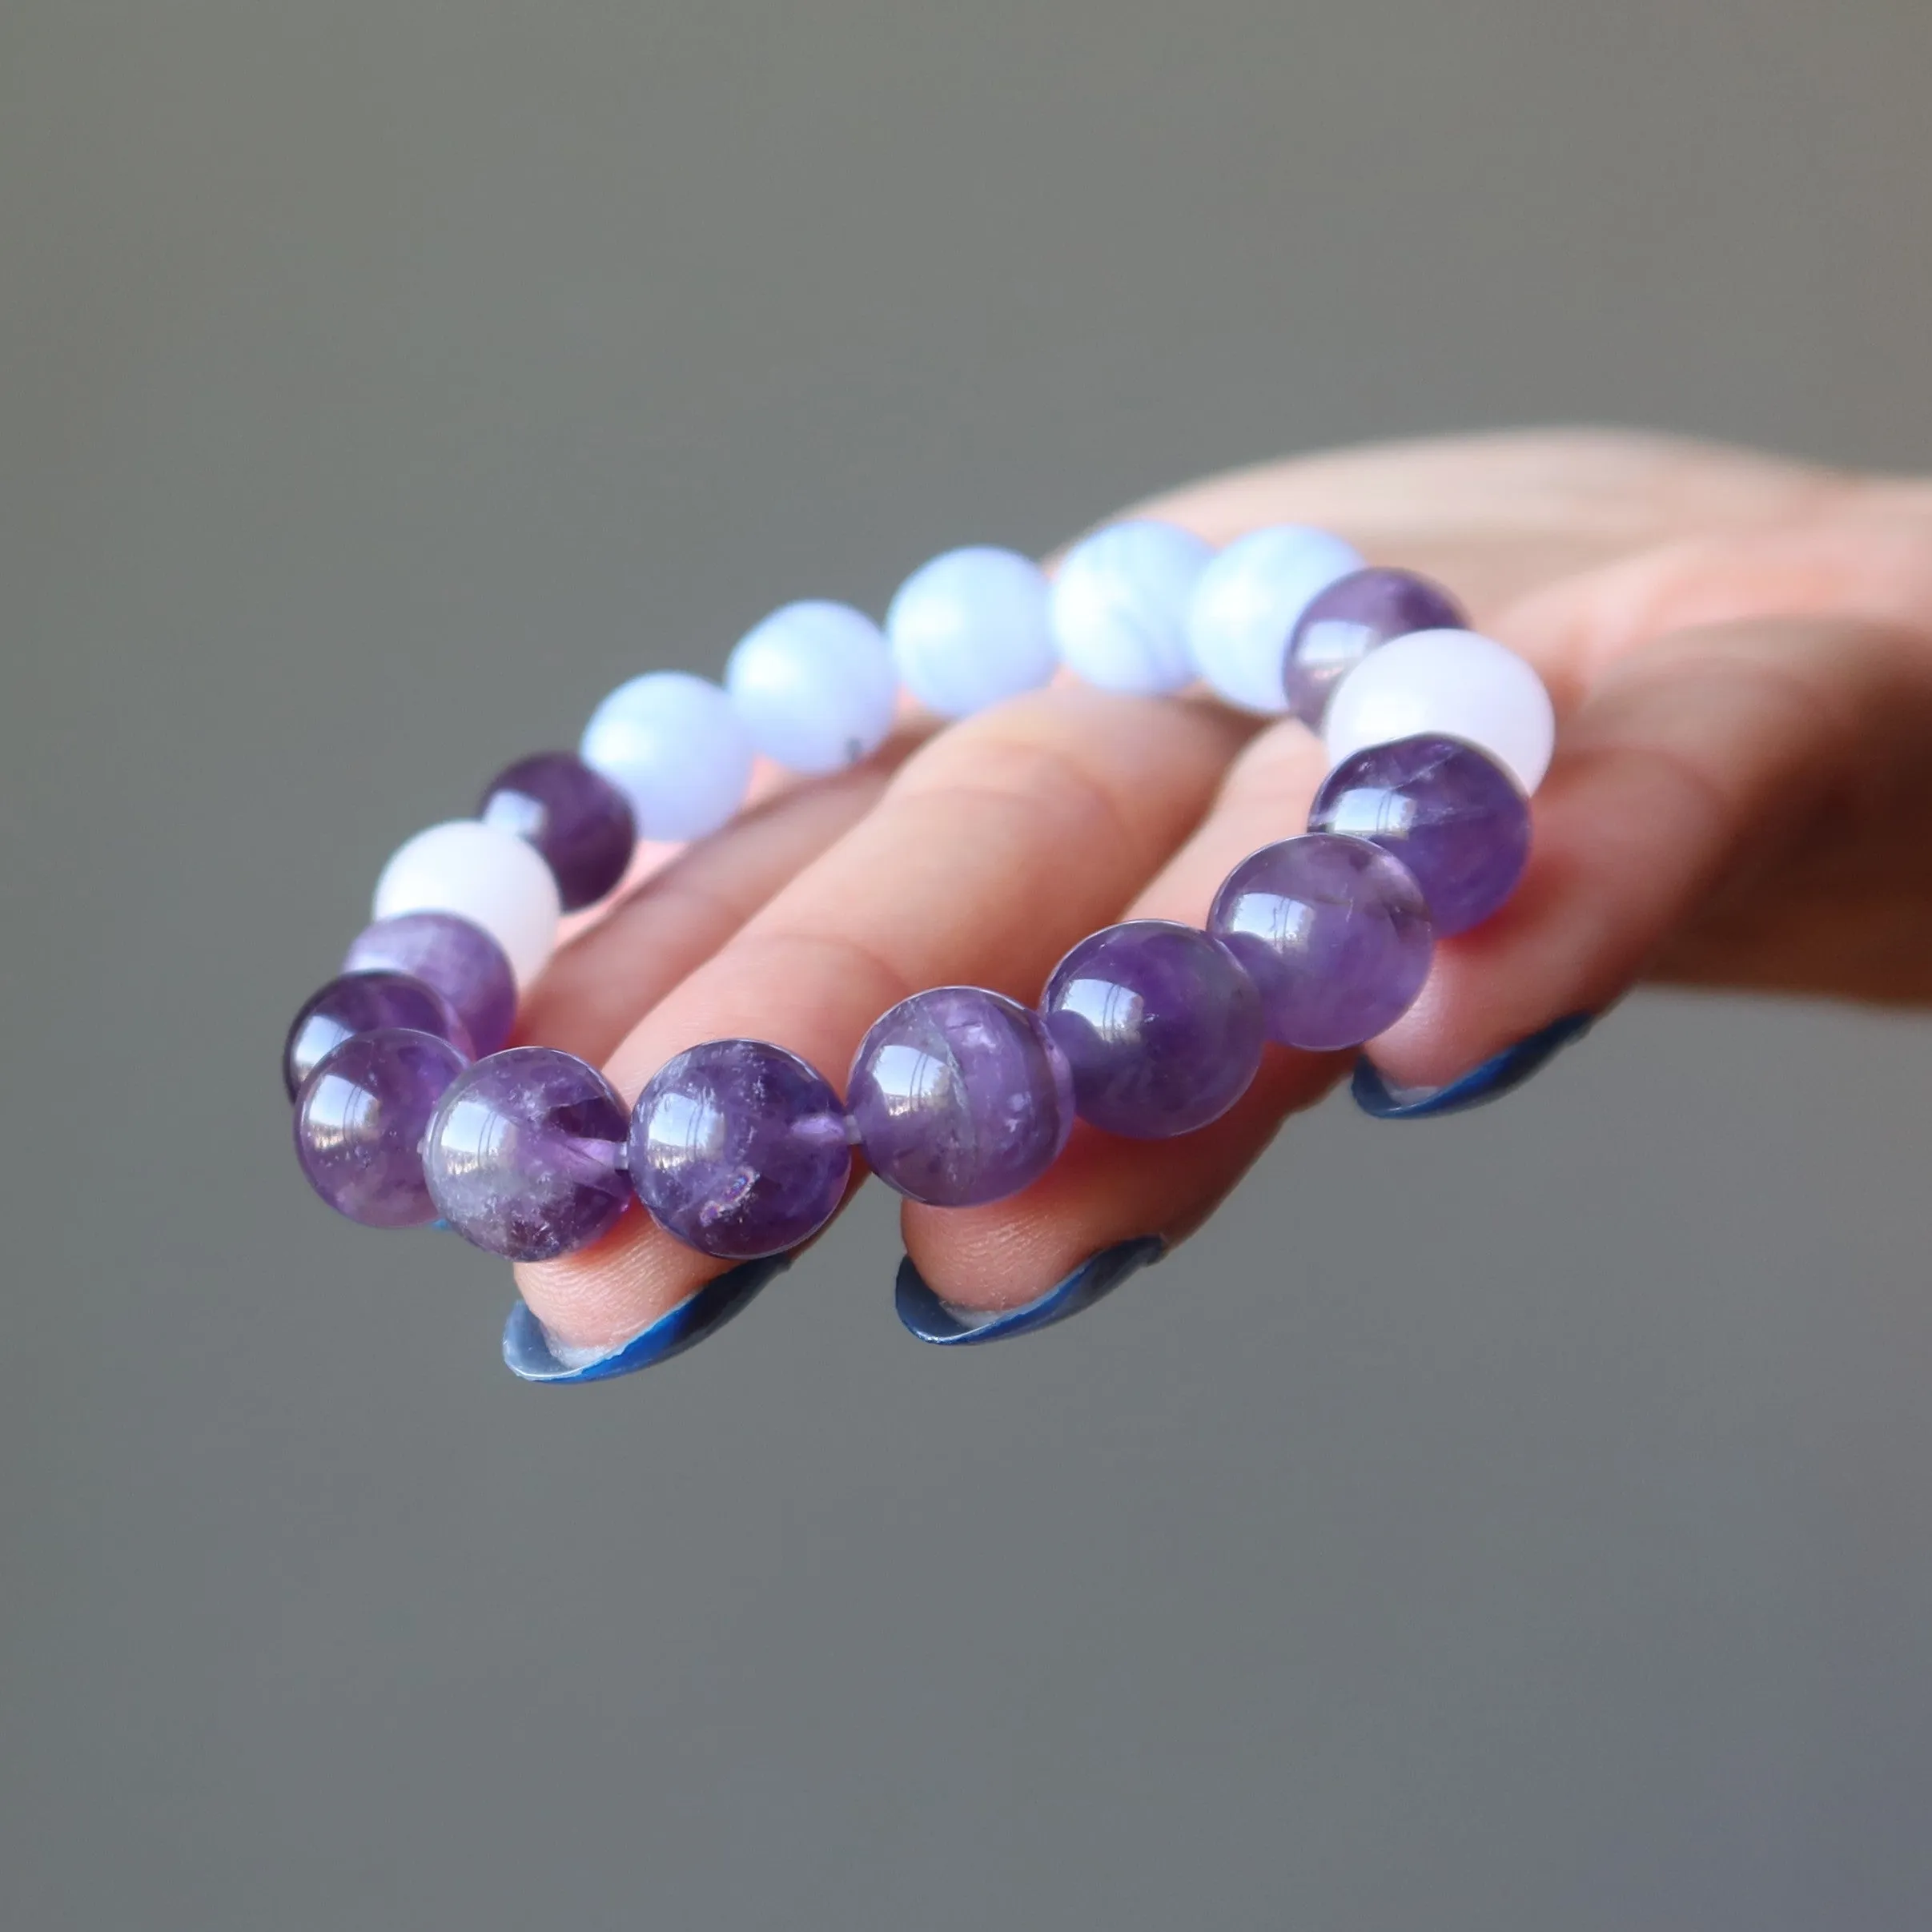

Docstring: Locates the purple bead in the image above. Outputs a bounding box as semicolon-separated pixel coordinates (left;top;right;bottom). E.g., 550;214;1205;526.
629;1040;851;1260
294;1028;468;1228
848;987;1074;1207
1307;733;1531;937
1041;920;1264;1139
1208;834;1434;1050
283;970;472;1100
343;911;519;1055
423;1046;633;1262
1283;567;1468;727
479;751;637;911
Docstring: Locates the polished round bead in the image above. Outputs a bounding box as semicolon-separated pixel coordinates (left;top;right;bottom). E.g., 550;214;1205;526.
283;969;472;1100
422;1047;633;1262
478;752;637;911
629;1039;851;1259
372;820;561;989
1307;734;1531;936
1207;834;1434;1049
1283;567;1468;727
725;600;899;775
1048;519;1213;694
885;546;1057;718
1323;628;1556;793
848;987;1074;1206
343;912;519;1057
1041;920;1264;1139
579;671;754;842
1187;524;1365;713
293;1028;468;1228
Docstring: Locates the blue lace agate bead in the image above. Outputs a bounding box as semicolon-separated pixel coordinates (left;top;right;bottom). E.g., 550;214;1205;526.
1049;520;1212;694
885;548;1057;718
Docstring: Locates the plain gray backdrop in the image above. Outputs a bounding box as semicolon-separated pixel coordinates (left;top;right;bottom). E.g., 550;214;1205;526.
6;3;1932;1927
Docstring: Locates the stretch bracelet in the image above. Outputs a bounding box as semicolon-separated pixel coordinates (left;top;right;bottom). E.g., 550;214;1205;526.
287;521;1555;1271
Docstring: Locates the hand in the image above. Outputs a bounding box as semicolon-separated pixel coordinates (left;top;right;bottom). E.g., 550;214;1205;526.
511;428;1932;1356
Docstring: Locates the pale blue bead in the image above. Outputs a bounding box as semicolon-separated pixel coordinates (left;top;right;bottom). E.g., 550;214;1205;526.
1049;519;1213;694
885;545;1057;718
1186;524;1365;714
725;600;899;775
579;671;753;842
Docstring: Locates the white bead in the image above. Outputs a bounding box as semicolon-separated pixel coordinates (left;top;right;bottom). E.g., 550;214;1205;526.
1323;628;1556;793
1049;519;1213;694
372;820;561;988
725;600;899;775
579;671;754;841
885;545;1057;718
1186;524;1364;713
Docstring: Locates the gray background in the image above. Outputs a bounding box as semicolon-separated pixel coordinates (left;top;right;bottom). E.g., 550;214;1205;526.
5;3;1931;1927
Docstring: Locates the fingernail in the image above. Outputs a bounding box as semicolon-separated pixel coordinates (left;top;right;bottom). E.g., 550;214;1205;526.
895;1235;1166;1347
501;1251;793;1384
1352;1011;1597;1120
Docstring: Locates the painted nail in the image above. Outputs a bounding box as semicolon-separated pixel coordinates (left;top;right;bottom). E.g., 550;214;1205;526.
1352;1011;1597;1120
501;1251;793;1384
895;1235;1166;1347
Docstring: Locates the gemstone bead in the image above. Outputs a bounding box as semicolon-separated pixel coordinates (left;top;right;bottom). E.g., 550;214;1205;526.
283;969;472;1100
479;752;637;910
1307;734;1531;937
725;600;899;775
1041;920;1264;1139
1048;519;1213;694
293;1028;468;1228
848;987;1074;1206
885;547;1058;718
579;671;755;843
1207;834;1434;1049
372;819;562;988
1283;567;1467;727
1186;524;1364;713
422;1047;633;1262
629;1039;851;1259
343;912;519;1057
1323;628;1556;793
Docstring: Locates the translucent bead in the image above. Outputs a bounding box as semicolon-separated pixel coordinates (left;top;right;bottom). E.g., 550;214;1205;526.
1041;920;1263;1139
579;671;754;842
1323;628;1556;793
423;1047;633;1262
283;969;472;1100
1207;834;1434;1049
294;1028;468;1228
848;987;1074;1206
343;912;519;1057
885;546;1057;718
1048;519;1212;694
629;1039;852;1259
725;600;899;775
372;820;561;989
1187;524;1364;713
1283;567;1467;728
478;752;636;910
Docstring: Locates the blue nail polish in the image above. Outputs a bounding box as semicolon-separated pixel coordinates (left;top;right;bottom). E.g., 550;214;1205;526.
895;1235;1165;1346
1352;1011;1597;1120
502;1251;793;1384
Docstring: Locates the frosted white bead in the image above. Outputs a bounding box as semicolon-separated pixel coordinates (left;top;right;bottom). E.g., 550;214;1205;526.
1049;519;1213;694
1323;628;1556;794
885;545;1057;718
1186;524;1364;714
725;600;899;775
579;671;754;842
372;820;561;989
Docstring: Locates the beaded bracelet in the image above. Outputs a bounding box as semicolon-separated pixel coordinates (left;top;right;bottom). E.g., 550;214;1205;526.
287;520;1554;1277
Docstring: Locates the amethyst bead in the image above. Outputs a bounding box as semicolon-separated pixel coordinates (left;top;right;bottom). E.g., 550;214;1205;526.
629;1039;851;1260
479;751;637;911
1283;567;1468;727
848;987;1074;1207
1307;733;1531;937
294;1028;468;1228
1041;920;1264;1139
343;912;519;1056
283;970;472;1099
422;1047;633;1261
1208;834;1434;1050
